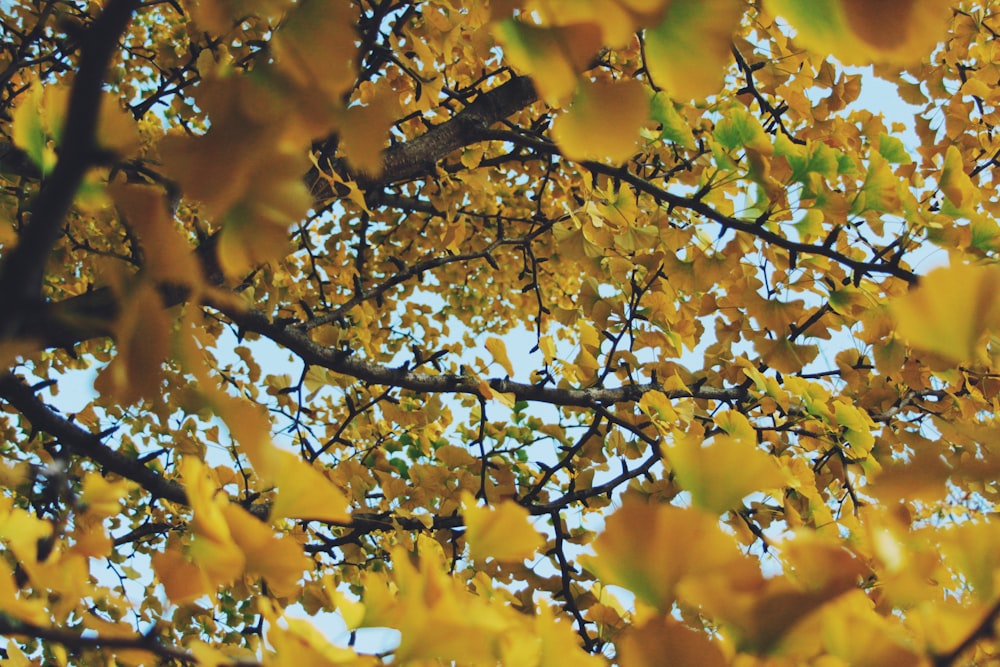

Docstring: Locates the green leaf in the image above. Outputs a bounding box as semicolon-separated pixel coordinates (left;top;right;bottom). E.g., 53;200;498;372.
649;94;696;149
878;133;912;164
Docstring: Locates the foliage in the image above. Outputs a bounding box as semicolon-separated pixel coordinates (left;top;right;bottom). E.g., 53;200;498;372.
1;0;1000;665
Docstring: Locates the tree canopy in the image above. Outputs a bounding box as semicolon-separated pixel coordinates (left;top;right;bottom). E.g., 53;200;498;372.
1;0;999;664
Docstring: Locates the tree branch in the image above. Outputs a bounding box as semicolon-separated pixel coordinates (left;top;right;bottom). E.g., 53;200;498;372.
0;0;141;339
0;372;188;505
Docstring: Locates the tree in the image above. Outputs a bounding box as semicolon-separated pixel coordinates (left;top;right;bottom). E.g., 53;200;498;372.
0;0;998;664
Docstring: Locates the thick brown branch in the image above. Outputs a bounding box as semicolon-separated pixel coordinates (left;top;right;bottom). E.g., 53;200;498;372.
0;0;141;339
212;302;749;408
0;613;209;666
337;74;537;194
0;373;188;505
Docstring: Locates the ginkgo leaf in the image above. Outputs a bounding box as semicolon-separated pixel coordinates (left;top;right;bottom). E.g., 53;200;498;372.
192;0;294;35
485;336;515;377
93;280;171;406
714;106;769;151
665;433;786;514
852;153;901;214
151;549;213;604
878;132;912;165
643;0;744;99
890;263;1000;365
78;473;127;518
492;19;603;105
261;598;368;667
834;401;876;458
534;605;606;667
267;449;351;522
338;93;398;178
180;458;245;586
939;144;979;214
221;504;311;597
756;337;820;375
272;1;358;103
616;616;727;667
11;83;56;175
110;183;201;286
649;93;696;149
583;501;746;612
206;384;351;522
462;491;544;562
767;0;951;65
551;79;648;163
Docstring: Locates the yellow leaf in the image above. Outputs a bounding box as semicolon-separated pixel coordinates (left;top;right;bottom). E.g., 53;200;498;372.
462;492;544;562
180;457;245;586
338;93;398;178
583;500;745;612
643;0;744;99
485;336;515;377
96;94;141;158
665;433;785;514
207;392;350;522
551;79;648;164
221;504;311;597
890;263;1000;365
151;549;213;604
79;473;127;518
0;501;51;570
11;81;59;175
755;337;820;375
94;280;171;405
327;584;366;631
833;401;875;458
261;599;371;666
939;144;979;214
492;20;603;105
535;604;605;667
110;183;201;287
272;1;358;103
192;0;294;35
267;449;351;523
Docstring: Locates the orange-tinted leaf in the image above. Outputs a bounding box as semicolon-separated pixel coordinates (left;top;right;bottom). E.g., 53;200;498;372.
110;183;201;286
180;457;245;586
617;616;727;667
94;281;171;405
338;93;398;178
151;549;213;604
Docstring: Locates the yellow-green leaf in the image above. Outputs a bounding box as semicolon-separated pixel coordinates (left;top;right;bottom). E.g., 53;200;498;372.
767;0;951;65
665;433;786;514
643;0;744;99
